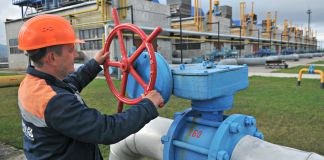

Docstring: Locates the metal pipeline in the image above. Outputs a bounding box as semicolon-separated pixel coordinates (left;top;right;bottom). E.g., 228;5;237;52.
299;53;313;59
104;24;244;43
278;54;299;61
237;58;266;65
109;117;173;160
218;58;266;66
0;75;25;87
231;135;324;160
218;55;302;66
63;0;114;28
313;53;323;57
266;56;281;61
62;0;100;17
218;59;238;65
71;20;108;28
109;117;324;160
219;58;267;66
218;54;305;65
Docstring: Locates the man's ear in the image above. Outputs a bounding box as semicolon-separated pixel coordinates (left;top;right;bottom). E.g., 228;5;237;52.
43;51;56;65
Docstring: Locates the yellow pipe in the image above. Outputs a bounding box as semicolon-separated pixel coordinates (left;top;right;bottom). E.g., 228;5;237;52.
209;0;212;32
171;21;200;30
171;0;200;31
199;0;203;32
107;3;111;21
170;0;200;31
62;0;100;17
102;33;105;48
297;68;324;89
101;0;105;20
240;2;246;36
197;0;200;31
0;75;25;88
70;0;111;51
273;11;277;37
194;0;198;23
249;2;254;36
62;0;112;26
297;68;308;82
314;70;324;83
72;21;106;27
120;0;127;18
171;22;201;27
262;12;272;39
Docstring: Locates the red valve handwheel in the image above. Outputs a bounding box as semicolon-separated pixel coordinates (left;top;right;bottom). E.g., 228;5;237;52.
103;8;162;112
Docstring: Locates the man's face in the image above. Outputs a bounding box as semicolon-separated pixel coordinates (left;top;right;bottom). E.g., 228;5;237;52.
56;44;78;78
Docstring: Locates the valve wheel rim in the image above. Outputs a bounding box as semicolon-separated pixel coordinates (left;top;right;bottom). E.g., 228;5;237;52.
103;24;157;105
103;9;161;112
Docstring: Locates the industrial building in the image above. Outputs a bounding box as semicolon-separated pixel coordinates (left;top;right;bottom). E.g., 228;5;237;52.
5;0;318;69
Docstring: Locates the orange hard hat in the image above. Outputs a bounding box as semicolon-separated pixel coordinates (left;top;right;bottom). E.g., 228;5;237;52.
18;14;84;51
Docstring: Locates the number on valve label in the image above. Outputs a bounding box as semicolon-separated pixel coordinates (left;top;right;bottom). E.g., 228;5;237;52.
191;129;202;138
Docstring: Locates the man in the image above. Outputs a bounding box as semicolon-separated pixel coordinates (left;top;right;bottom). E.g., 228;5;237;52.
17;14;164;160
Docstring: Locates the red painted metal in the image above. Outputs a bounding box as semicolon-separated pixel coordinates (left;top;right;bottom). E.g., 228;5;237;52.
103;8;162;112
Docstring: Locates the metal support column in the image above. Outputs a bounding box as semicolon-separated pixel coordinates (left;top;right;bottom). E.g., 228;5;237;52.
239;26;242;57
179;9;183;64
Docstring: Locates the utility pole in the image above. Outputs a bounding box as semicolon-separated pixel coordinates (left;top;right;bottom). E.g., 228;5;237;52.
307;9;311;34
307;9;311;52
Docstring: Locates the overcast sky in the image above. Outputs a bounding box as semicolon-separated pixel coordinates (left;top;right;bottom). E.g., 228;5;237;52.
1;0;324;47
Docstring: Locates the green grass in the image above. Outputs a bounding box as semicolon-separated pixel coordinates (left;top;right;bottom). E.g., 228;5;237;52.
0;77;323;158
311;60;324;64
0;86;23;148
0;73;23;76
0;67;25;76
227;76;324;154
272;65;324;73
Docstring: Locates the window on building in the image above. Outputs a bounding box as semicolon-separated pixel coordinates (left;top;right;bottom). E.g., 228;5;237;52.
9;38;23;54
79;28;104;50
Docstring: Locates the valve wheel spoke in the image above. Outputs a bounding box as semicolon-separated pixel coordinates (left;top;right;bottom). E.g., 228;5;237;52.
120;72;128;97
129;66;148;90
117;72;128;112
106;61;121;68
129;43;146;63
117;30;128;58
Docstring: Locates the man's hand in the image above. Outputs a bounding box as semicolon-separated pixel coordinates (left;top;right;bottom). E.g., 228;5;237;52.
144;90;164;109
94;49;109;65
